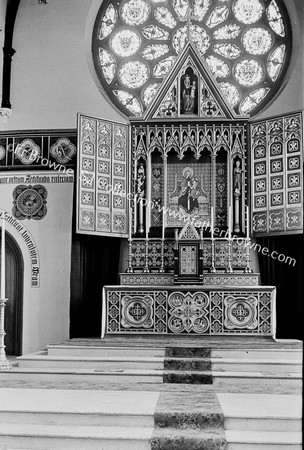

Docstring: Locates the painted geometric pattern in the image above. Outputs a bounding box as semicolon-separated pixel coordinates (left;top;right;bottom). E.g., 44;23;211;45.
151;164;164;227
120;273;259;286
215;162;227;227
131;240;175;270
131;239;246;270
0;131;76;169
106;288;274;335
251;112;303;235
12;184;48;220
77;114;129;237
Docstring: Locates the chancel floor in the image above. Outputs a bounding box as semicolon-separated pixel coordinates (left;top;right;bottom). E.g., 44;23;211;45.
0;337;302;449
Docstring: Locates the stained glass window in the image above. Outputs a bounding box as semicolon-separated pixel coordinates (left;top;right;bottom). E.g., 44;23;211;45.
213;43;242;59
110;30;141;57
242;28;272;55
213;24;241;40
267;44;286;81
206;55;230;78
93;0;291;116
142;44;169;60
234;60;264;86
118;61;149;89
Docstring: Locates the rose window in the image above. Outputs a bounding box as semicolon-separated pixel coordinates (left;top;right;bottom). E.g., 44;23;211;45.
92;0;291;117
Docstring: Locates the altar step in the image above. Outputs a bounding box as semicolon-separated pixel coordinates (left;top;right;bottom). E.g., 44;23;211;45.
218;393;302;450
225;430;302;449
17;350;164;370
0;343;300;388
0;388;158;449
47;344;166;358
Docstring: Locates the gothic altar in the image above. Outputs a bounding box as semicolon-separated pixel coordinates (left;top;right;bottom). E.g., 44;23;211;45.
76;41;302;338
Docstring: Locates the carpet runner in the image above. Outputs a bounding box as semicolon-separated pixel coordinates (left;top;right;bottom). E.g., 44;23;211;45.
164;347;212;384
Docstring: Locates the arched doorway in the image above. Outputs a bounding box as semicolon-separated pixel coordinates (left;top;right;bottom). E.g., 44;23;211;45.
0;230;24;355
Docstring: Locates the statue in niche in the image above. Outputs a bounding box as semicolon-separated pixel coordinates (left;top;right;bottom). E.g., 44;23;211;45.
233;160;242;195
137;163;145;196
181;71;198;114
136;163;146;234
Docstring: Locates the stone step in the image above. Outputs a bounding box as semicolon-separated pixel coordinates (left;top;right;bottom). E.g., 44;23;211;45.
47;344;166;358
164;357;211;371
218;393;302;432
152;427;227;450
213;371;301;389
163;370;212;384
0;367;163;384
0;388;158;427
212;358;302;373
0;424;153;450
17;351;164;370
213;349;302;361
225;417;302;432
165;347;211;358
225;430;302;449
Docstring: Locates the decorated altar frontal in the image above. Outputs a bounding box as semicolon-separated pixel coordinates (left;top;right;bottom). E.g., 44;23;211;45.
102;284;276;338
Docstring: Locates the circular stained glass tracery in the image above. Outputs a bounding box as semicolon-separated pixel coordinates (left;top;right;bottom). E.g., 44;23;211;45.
93;0;291;117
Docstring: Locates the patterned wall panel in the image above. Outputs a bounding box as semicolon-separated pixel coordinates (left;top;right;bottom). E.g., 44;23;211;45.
151;164;164;227
129;238;246;271
251;112;303;235
0;130;76;170
77;114;129;237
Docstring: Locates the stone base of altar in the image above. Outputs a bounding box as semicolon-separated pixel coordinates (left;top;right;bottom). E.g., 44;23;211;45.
102;285;275;338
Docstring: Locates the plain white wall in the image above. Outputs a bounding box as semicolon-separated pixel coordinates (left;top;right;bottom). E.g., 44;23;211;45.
3;0;303;131
0;171;74;354
6;0;124;131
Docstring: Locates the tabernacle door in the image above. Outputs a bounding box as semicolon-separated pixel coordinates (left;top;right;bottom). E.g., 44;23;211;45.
76;114;130;238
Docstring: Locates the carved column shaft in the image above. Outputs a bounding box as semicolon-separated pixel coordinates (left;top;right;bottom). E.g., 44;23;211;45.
0;298;11;370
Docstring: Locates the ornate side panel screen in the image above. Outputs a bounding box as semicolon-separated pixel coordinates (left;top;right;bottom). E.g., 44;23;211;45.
77;114;130;237
251;112;303;236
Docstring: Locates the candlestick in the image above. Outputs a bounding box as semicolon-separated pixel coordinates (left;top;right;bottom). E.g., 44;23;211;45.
228;206;232;240
211;206;214;239
1;213;5;299
246;206;250;240
162;207;165;241
128;207;132;240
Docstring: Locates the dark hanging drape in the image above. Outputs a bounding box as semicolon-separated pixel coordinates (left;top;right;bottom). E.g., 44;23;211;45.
69;233;121;338
257;234;303;340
